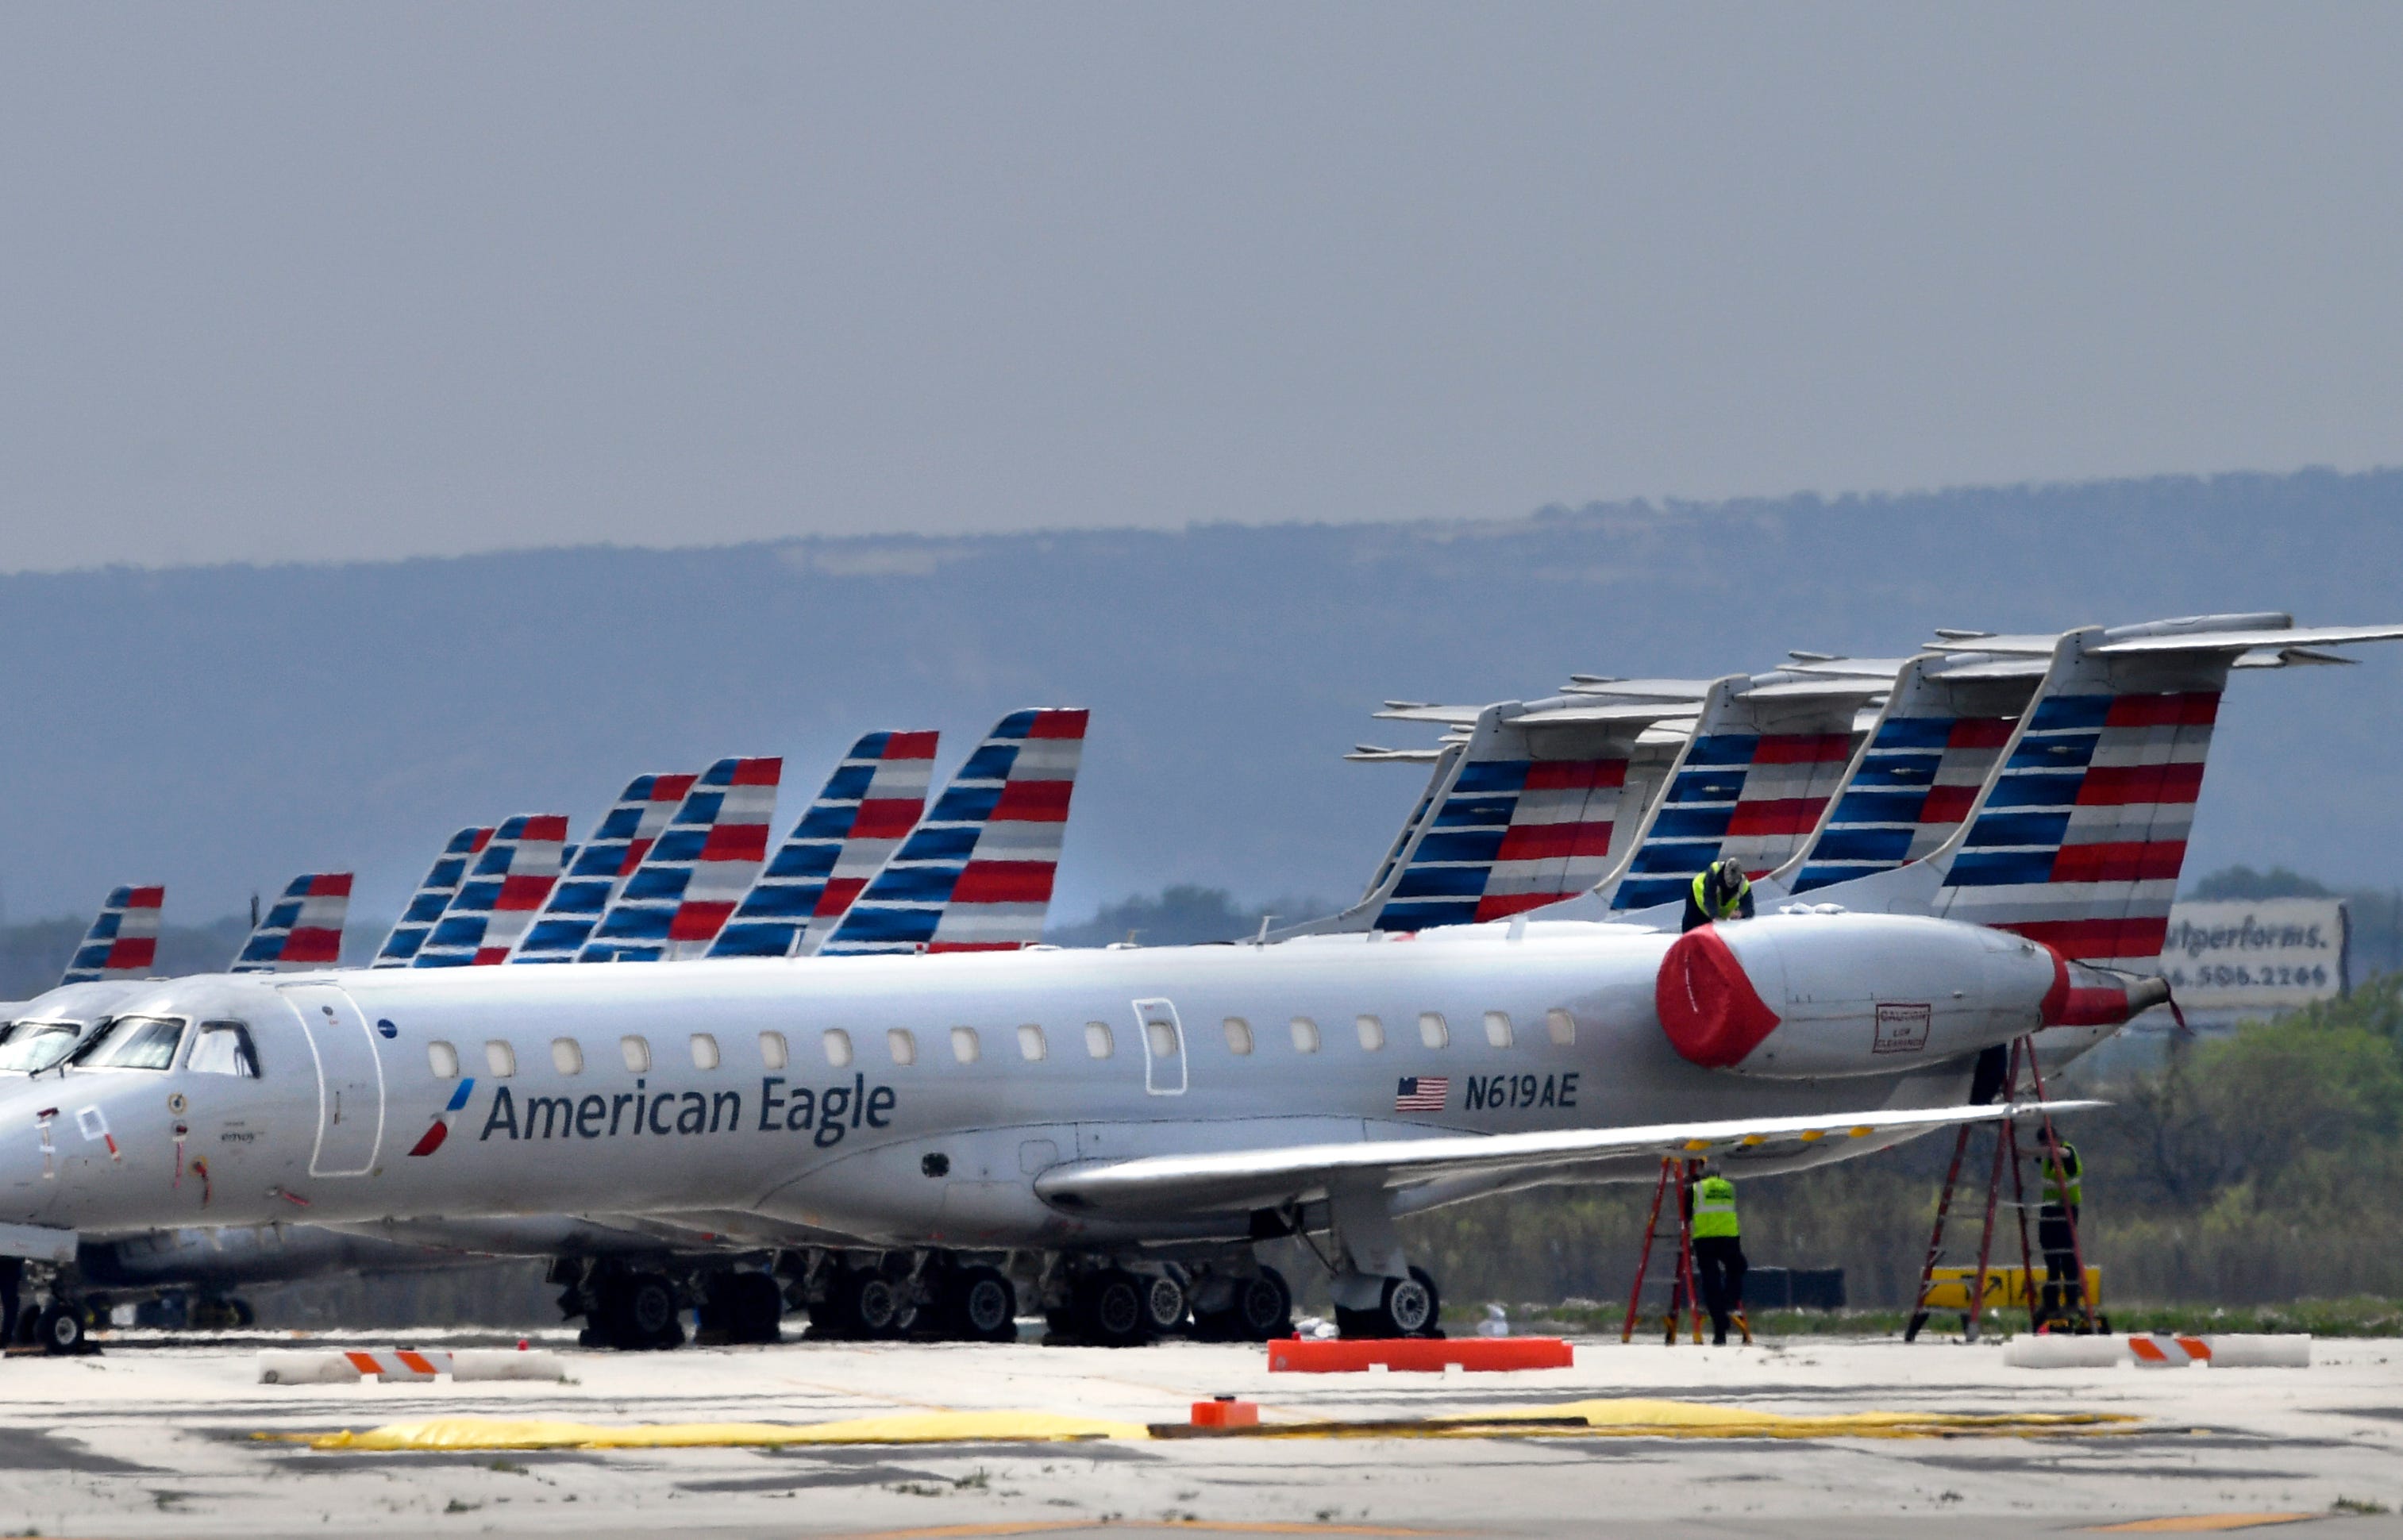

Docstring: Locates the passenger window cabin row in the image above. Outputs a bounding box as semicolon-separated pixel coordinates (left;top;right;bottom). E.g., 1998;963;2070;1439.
425;1009;1581;1080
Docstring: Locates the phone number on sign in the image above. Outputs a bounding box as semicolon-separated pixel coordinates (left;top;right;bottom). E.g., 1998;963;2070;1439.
2162;964;2334;990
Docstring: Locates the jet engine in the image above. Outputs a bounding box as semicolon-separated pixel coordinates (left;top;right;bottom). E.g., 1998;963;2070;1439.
1654;911;2163;1079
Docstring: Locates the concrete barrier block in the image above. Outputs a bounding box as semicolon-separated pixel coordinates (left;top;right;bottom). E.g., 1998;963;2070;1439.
2202;1334;2311;1368
451;1349;568;1382
258;1351;365;1384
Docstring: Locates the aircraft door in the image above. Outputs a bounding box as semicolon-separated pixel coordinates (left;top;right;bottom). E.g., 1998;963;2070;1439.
279;984;386;1177
1133;997;1186;1095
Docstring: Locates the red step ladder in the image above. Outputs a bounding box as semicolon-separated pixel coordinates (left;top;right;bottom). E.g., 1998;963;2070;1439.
1621;1156;1723;1345
1904;1034;2098;1342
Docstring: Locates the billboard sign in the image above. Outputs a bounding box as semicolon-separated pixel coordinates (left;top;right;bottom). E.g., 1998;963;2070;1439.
2153;898;2349;1016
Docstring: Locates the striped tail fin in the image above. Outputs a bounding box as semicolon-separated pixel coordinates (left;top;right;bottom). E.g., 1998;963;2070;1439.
1780;655;2033;895
709;730;941;959
820;709;1086;956
1926;628;2225;970
229;873;353;972
1605;676;1880;913
414;815;571;967
578;757;782;961
1280;695;1691;935
510;772;698;963
60;885;164;985
373;826;494;967
1790;612;2403;968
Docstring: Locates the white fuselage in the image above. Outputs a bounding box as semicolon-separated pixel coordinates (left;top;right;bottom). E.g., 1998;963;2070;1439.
0;920;2007;1252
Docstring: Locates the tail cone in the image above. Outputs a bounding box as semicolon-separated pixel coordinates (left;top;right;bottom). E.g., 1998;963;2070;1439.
2039;946;2168;1027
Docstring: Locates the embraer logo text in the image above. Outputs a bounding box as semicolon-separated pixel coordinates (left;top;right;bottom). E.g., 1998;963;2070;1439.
477;1076;897;1148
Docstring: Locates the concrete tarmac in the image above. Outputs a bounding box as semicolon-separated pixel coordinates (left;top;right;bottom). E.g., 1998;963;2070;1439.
3;1329;2400;1538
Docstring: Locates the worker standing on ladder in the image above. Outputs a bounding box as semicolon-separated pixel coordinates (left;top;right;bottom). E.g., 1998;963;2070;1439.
1687;1161;1748;1346
2032;1128;2084;1326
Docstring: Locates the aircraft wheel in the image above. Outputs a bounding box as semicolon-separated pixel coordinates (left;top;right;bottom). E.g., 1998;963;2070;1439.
1140;1273;1188;1336
723;1272;785;1344
949;1266;1018;1342
822;1269;905;1339
36;1303;88;1355
230;1298;256;1329
1387;1267;1442;1338
1229;1268;1293;1341
1079;1269;1149;1348
604;1272;684;1350
1335;1268;1441;1339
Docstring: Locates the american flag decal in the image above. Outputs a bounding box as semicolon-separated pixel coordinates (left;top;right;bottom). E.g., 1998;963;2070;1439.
1395;1076;1450;1111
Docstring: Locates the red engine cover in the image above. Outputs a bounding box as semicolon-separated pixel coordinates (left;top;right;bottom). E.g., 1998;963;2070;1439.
1655;925;1783;1068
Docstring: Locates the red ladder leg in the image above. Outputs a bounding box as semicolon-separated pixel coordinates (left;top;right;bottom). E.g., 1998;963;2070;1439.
1621;1157;1673;1345
1904;1124;1976;1343
1676;1158;1704;1346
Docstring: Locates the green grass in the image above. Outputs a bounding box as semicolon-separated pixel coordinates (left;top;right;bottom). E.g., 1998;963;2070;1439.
1463;1294;2403;1338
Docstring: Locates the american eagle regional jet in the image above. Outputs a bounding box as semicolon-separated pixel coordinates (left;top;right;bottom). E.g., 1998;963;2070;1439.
2;615;2394;1347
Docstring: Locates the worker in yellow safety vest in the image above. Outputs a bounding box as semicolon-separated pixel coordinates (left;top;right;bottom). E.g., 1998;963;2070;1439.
2031;1128;2085;1322
1681;858;1756;933
1685;1162;1749;1346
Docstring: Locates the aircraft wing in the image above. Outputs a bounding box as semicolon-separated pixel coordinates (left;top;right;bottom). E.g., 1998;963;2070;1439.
1032;1099;2101;1217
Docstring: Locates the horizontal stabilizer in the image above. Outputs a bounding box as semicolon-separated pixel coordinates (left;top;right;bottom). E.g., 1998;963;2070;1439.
2093;622;2403;655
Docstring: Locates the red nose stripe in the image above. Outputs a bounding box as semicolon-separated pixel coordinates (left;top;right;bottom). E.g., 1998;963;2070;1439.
1655;926;1782;1069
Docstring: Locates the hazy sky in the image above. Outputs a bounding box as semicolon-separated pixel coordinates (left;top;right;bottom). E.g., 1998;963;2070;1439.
5;4;2400;572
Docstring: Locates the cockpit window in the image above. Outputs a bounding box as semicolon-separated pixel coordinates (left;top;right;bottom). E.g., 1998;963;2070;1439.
0;1020;88;1073
187;1021;260;1078
71;1015;187;1071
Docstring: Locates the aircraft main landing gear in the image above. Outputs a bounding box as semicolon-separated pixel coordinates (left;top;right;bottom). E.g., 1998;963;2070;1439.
35;1301;92;1355
1190;1266;1292;1342
807;1264;910;1340
941;1265;1019;1342
578;1270;684;1351
697;1271;786;1346
1334;1267;1442;1339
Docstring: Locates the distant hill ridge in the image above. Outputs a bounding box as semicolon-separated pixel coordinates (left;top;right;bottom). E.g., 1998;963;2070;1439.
0;467;2397;929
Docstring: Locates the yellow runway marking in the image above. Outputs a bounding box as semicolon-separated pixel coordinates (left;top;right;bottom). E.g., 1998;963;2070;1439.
2085;1518;2316;1533
274;1397;2135;1452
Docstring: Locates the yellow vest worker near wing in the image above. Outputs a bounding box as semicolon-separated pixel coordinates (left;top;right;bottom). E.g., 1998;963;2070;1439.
1681;858;1756;933
1685;1165;1748;1346
2031;1130;2087;1322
